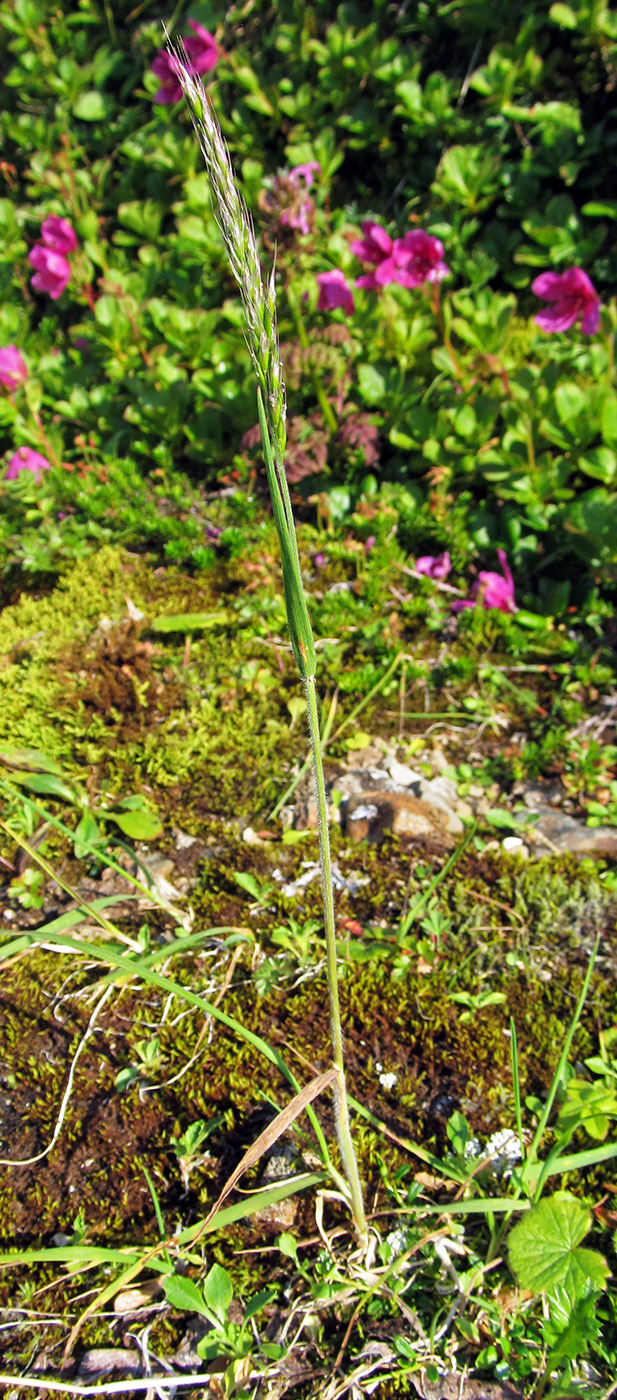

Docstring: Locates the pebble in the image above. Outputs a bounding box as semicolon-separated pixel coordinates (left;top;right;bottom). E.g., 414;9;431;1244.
345;791;459;843
418;775;458;815
383;757;423;789
525;803;617;857
502;836;529;858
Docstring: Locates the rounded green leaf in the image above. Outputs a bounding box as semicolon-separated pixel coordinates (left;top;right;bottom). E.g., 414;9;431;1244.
73;90;113;121
508;1191;610;1299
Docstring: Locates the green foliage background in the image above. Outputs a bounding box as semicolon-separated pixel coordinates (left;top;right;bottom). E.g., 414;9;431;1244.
0;0;616;602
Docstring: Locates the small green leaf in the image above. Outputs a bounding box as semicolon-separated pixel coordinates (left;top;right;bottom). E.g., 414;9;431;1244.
73;813;102;859
554;381;586;428
233;871;263;898
150;612;229;633
344;731;373;751
515;609;552;629
583;200;617;219
578;446;617;485
485;808;518;830
357;363;386;404
162;1274;210;1318
73;90;114;121
277;1232;299;1263
107;809;163;840
202;1262;233;1321
549;2;577;26
508;1191;610;1299
0;746;64;774
243;1285;277;1321
20;773;79;803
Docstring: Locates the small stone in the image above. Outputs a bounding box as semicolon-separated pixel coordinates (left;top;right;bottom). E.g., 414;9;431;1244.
345;791;454;844
455;799;474;821
78;1350;142;1378
385;758;422;789
242;826;267;845
252;1195;298;1229
175;828;197;850
420;776;458;811
429;748;449;773
527;803;617;857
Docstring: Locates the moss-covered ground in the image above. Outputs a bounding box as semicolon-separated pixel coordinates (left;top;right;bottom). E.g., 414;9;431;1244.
1;529;617;1393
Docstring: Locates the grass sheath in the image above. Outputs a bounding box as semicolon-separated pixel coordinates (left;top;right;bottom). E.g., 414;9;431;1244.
170;45;368;1246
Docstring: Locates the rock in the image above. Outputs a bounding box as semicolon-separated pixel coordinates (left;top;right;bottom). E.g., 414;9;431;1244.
174;828;197;850
418;775;458;816
345;791;458;844
502;836;528;858
77;1350;142;1378
252;1194;299;1229
525;803;617;857
382;756;423;789
520;780;564;808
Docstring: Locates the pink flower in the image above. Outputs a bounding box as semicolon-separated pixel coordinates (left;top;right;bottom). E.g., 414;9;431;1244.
41;216;77;255
289;161;320;190
416;551;451;579
183;20;218;73
0;345;27;391
351;221;393;266
28;245;71;300
395;230;449;288
317;270;354;316
5;447;52;481
151;51;184;105
532;267;600;335
452;549;517;614
151;22;217;103
352;222;449;291
351;222;403;290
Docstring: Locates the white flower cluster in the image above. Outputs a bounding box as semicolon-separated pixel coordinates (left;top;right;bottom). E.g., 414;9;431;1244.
384;1227;412;1261
375;1061;398;1090
464;1128;522;1179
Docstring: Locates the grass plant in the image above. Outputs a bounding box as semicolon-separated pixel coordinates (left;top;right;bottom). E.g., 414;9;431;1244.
170;45;368;1249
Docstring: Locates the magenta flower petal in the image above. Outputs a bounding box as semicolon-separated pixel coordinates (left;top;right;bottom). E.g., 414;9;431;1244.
416;551;451;579
5;446;52;480
580;298;601;335
350;221;393;265
151;50;183;103
532;265;600;336
316;270;354;316
184;20;218;74
396;230;449;285
289;161;320;188
534;306;579;333
40;216;77;254
0;345;27;390
374;256;400;287
28;245;71;300
477;549;517;613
